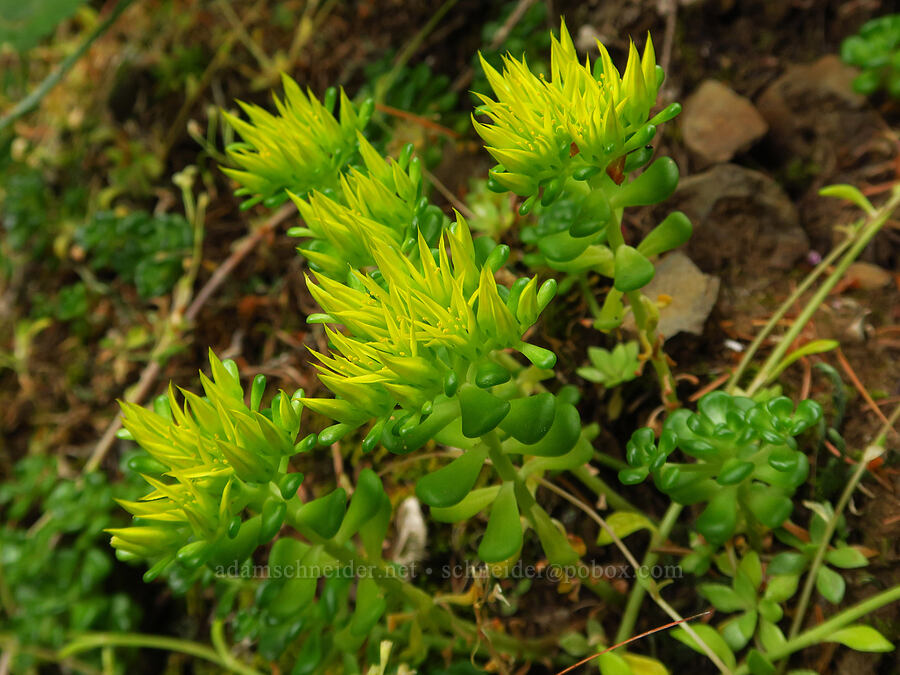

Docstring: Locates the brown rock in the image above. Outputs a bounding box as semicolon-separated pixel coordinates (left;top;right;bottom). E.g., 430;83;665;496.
624;252;720;338
665;163;809;273
681;80;768;165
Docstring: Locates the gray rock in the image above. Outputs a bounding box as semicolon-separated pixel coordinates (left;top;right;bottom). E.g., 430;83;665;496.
626;252;720;338
682;80;768;165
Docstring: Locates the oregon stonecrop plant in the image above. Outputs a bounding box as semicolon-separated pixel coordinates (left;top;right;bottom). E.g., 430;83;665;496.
106;20;898;675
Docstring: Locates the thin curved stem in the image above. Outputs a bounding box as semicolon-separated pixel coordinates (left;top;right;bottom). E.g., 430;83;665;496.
725;233;854;393
59;632;263;675
0;0;135;133
570;463;642;514
614;502;683;644
539;479;730;674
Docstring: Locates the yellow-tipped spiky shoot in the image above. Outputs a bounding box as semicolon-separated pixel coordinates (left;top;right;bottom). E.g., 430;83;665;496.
302;213;555;429
109;352;304;573
222;75;374;209
473;20;672;200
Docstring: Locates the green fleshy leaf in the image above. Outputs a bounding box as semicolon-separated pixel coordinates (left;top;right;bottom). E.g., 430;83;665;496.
739;551;763;590
826;625;894;652
269;574;318;620
768;552;808;576
672;624;737;670
415;446;488;508
637;211;693;257
758;619;787;654
609;157;680;208
530;505;579;566
349;576;387;636
571;190;612;238
720;610;757;651
597;651;631;675
825;546;869;569
716;458;755;486
747;649;776;675
431;485;501;523
764;574;799;603
745;486;793;529
477;482;522;562
498;392;557;445
695;488;738;546
458;384;510;438
207;515;261;569
290;489;347;540
259;499;287;543
503;401;580;457
474;361;511;388
613;245;655;292
698;583;746;613
816;565;846;604
758;598;783;623
539;228;593;262
518;342;558;370
334;469;384;544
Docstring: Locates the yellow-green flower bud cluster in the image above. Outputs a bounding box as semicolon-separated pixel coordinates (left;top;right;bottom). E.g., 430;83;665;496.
301;213;556;430
108;351;304;578
222;74;374;209
286;134;445;278
473;21;677;201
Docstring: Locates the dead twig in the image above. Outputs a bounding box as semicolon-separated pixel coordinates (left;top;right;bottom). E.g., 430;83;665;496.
834;347;891;429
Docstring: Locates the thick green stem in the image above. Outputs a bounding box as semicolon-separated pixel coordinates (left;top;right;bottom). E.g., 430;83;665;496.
614;501;683;644
605;210;679;409
734;584;900;674
579;276;604;320
745;187;900;396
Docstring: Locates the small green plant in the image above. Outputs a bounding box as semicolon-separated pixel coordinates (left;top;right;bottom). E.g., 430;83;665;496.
578;341;642;388
75;210;193;299
620;392;822;546
0;456;143;671
110;350;309;574
221;78;374;209
769;502;869;605
841;14;900;97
